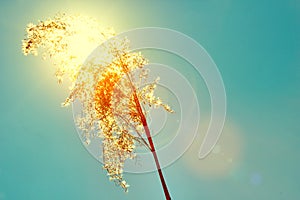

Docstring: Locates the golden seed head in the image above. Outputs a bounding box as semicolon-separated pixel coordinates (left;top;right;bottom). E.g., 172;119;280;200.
22;13;173;192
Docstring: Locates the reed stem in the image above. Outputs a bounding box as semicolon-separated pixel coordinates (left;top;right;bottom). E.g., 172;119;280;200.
133;91;172;200
122;64;171;199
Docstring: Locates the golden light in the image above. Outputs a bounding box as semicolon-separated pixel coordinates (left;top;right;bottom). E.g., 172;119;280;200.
22;13;115;84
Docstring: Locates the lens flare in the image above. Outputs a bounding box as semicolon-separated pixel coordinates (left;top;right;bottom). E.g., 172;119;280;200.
183;119;243;178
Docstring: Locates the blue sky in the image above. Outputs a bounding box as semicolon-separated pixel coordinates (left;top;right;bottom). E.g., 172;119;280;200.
0;0;299;199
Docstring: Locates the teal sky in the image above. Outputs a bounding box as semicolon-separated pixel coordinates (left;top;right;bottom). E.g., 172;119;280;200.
0;0;299;200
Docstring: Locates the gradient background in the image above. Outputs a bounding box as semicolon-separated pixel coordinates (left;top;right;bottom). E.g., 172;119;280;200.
0;0;299;199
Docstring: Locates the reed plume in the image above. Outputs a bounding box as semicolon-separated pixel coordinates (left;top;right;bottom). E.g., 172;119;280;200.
22;13;172;199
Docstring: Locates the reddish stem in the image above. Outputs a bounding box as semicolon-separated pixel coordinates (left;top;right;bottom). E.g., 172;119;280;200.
133;92;172;200
122;64;171;199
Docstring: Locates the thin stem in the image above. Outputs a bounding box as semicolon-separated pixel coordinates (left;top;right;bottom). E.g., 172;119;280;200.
121;62;171;200
132;91;171;200
114;113;151;151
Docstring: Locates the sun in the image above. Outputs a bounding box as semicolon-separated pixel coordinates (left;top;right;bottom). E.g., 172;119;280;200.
22;13;115;84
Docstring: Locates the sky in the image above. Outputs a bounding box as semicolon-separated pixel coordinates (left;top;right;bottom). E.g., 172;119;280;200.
0;0;299;200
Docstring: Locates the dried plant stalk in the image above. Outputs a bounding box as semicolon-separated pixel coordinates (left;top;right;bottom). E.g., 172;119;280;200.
22;13;172;199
